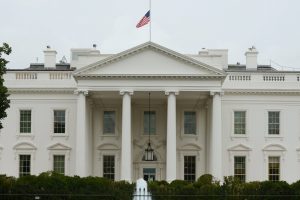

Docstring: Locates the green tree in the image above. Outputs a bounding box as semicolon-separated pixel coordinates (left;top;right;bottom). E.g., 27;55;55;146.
0;43;11;129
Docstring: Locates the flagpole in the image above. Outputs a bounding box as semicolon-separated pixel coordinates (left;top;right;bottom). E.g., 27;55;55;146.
149;0;152;41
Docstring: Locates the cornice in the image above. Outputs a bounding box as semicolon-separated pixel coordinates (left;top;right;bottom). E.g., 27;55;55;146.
8;88;76;94
75;74;225;80
73;42;226;77
224;89;300;95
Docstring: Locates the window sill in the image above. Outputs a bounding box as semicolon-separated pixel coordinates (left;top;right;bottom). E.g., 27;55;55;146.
16;134;35;140
264;135;283;141
230;135;248;140
51;134;69;140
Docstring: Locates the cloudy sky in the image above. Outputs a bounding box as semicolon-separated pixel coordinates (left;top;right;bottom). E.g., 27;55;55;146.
1;0;300;69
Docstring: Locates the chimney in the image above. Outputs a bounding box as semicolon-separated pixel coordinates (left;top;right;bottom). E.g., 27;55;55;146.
44;45;57;68
245;46;258;70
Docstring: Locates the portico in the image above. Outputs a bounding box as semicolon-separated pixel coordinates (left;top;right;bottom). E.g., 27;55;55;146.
72;41;225;182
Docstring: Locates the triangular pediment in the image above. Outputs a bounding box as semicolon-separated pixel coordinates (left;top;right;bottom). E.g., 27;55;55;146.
47;143;71;150
74;42;226;78
228;144;252;151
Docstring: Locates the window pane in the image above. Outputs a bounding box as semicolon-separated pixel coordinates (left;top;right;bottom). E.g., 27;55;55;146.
268;156;280;181
184;111;196;135
54;110;66;133
103;155;115;180
103;111;115;134
184;156;196;182
20;110;31;133
19;155;31;177
143;168;156;181
234;111;246;135
53;155;65;175
144;111;156;135
234;156;246;182
268;112;280;135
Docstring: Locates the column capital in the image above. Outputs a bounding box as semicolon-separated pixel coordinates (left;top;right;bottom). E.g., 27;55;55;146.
74;89;89;96
165;90;179;96
120;89;134;96
210;91;224;96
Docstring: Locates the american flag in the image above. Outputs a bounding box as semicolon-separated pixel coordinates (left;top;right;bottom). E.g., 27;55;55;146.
136;10;150;28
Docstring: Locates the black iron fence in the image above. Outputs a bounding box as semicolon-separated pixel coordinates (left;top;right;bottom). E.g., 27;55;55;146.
2;194;300;200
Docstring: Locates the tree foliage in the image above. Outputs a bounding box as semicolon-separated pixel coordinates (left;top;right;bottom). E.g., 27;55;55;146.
0;43;11;129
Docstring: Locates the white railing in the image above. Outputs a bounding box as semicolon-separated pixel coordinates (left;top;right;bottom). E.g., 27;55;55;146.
16;72;37;80
228;75;251;81
263;75;285;82
49;72;72;80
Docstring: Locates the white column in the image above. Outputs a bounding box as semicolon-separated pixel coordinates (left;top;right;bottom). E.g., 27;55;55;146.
75;89;88;177
120;90;133;182
209;91;223;181
165;90;178;182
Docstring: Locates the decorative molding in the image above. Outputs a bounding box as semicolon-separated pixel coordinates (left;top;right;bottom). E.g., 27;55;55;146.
119;89;134;96
73;42;226;77
224;89;300;95
47;143;72;150
262;144;286;151
210;91;224;96
74;89;89;96
165;90;179;96
8;88;75;94
97;143;120;150
228;144;252;152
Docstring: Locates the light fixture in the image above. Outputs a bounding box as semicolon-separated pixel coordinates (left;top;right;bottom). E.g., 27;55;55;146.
143;92;155;161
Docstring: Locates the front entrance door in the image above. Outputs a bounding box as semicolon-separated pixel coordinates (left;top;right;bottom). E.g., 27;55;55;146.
143;168;156;181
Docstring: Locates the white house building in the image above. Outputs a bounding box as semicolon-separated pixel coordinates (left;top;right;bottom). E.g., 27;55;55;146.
1;42;300;183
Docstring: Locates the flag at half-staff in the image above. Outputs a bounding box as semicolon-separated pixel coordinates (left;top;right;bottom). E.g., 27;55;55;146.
136;10;150;28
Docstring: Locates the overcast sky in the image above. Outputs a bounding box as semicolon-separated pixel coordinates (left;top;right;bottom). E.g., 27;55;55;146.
1;0;300;69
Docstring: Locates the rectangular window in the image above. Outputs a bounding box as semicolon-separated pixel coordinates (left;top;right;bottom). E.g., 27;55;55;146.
20;110;31;133
19;155;31;177
54;110;66;134
234;111;246;135
144;111;156;135
103;111;116;134
269;156;280;181
234;156;246;182
184;156;196;182
143;168;156;181
268;111;280;135
103;155;115;180
184;111;196;135
53;155;65;175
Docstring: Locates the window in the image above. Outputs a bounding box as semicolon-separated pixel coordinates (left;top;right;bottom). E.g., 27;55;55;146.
268;111;280;135
54;110;65;134
234;156;246;182
234;111;246;135
103;111;115;134
184;111;196;135
53;155;65;175
184;156;196;181
144;111;156;135
19;155;31;177
103;155;115;180
20;110;31;133
268;156;280;181
143;168;156;181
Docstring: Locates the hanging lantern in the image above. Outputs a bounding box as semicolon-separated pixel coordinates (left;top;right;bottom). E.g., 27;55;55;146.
144;142;154;161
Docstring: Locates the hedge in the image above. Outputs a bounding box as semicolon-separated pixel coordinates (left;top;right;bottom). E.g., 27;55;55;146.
2;173;300;199
0;172;134;200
